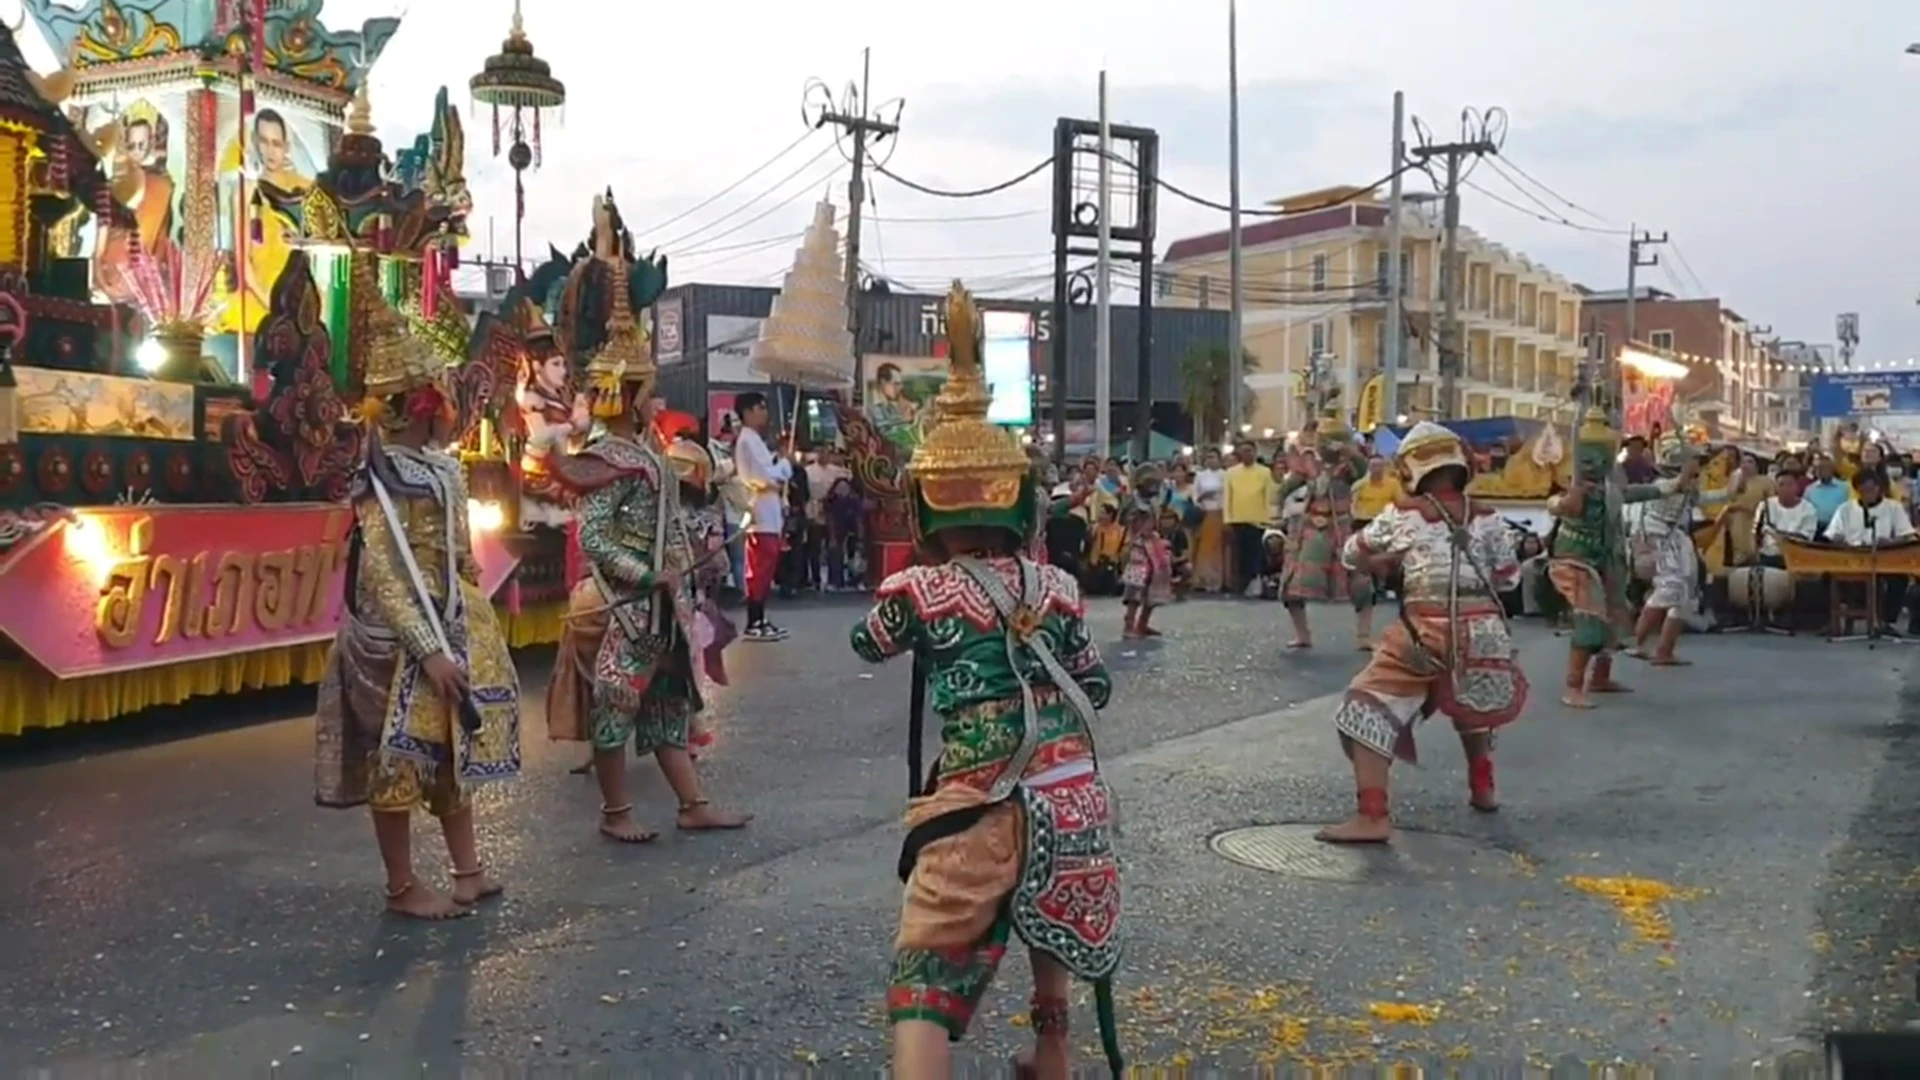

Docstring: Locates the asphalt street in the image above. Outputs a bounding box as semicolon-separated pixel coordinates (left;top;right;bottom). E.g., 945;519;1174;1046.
2;594;1916;1074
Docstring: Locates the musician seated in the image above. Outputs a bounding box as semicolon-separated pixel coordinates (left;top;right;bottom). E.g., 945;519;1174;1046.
1829;470;1915;547
1756;471;1819;570
1827;469;1914;634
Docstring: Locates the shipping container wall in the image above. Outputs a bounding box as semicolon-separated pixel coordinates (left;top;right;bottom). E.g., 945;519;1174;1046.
650;282;1225;418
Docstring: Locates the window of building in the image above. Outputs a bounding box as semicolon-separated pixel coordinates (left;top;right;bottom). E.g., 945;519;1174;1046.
1310;320;1327;355
1371;251;1413;296
1311;254;1328;291
1579;332;1608;357
1649;330;1674;351
1156;272;1176;299
1197;275;1212;309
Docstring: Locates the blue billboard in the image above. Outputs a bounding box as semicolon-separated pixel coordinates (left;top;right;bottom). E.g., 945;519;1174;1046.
1810;371;1920;419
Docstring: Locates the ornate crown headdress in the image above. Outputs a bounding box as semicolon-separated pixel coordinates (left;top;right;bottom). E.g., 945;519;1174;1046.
905;281;1033;542
358;256;448;407
583;259;654;415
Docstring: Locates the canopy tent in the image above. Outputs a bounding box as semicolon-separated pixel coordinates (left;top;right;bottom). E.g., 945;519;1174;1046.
1374;416;1547;457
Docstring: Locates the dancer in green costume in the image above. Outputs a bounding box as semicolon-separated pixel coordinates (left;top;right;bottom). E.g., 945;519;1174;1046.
850;282;1124;1080
1545;407;1685;708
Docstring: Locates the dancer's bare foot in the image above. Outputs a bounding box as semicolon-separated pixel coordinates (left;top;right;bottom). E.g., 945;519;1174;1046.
1287;639;1312;650
676;800;751;831
450;866;504;905
385;879;468;920
1588;679;1632;693
1561;687;1595;709
1013;1039;1071;1080
598;804;660;844
1648;654;1691;667
1139;626;1162;638
1315;815;1392;844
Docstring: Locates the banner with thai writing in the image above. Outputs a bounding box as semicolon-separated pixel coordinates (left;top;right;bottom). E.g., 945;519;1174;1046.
0;504;519;679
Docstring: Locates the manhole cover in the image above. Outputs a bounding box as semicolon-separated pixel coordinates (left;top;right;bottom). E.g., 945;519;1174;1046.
1210;824;1504;884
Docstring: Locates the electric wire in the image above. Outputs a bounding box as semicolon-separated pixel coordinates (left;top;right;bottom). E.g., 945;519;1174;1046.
634;129;822;243
1488;155;1619;227
655;141;843;253
1462;177;1630;235
872;157;1052;198
867;209;1043;224
673;228;807;260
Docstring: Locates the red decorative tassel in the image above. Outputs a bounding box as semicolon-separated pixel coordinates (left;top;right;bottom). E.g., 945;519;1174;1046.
252;368;270;402
532;108;542;167
421;248;439;320
491;103;500;156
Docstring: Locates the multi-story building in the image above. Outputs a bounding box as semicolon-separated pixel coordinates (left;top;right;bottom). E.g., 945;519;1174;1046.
1580;287;1801;444
1160;186;1586;434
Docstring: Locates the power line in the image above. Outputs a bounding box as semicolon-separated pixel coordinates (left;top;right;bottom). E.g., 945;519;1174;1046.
634;129;822;242
1151;161;1420;217
1666;239;1712;298
873;157;1052;198
866;208;1043;224
1487;155;1619;227
655;141;842;253
673;228;807;260
663;160;846;256
1463;177;1630;235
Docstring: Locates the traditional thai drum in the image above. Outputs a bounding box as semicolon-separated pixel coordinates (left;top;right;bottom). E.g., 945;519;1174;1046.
1728;564;1792;615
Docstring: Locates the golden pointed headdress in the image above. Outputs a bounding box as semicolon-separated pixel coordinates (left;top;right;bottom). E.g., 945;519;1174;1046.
905;281;1035;542
358;256;448;401
584;258;653;415
1576;405;1620;453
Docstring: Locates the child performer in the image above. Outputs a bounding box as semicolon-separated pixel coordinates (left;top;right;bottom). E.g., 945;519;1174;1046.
1120;465;1174;638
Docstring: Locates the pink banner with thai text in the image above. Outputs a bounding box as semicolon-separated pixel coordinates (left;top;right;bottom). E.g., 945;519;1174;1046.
0;504;519;679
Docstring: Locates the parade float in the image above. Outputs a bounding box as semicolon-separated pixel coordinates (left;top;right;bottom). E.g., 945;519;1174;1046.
0;2;535;735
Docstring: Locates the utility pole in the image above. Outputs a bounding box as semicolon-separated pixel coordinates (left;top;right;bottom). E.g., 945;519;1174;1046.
1382;90;1405;425
1409;132;1497;419
1226;0;1245;439
813;47;898;406
1095;70;1113;456
1623;226;1666;424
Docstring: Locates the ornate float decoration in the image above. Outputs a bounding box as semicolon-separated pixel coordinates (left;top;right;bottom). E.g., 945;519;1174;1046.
0;10;526;737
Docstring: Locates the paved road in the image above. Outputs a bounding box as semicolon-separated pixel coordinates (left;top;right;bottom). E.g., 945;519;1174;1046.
1;596;1915;1074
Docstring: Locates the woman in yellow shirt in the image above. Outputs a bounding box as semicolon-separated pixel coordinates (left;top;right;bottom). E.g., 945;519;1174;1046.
1350;456;1401;523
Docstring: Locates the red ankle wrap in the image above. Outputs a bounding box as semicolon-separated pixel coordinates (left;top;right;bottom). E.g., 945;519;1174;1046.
1468;756;1496;794
1029;995;1069;1035
1356;787;1390;819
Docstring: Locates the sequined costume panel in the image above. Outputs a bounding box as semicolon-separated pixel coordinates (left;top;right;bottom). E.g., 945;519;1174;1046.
1640;484;1728;612
850;558;1120;1039
314;446;522;813
547;435;703;755
1334;502;1526;762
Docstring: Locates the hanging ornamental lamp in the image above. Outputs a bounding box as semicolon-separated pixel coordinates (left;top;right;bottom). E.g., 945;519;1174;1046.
468;0;565;273
468;0;566;169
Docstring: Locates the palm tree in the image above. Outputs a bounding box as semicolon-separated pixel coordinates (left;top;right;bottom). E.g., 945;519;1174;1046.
1178;341;1256;448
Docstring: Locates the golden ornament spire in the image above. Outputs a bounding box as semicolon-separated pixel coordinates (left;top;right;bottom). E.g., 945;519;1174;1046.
346;82;374;137
907;281;1030;493
358;256;445;399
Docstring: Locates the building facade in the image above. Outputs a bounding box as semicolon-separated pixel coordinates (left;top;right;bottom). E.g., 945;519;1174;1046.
1580;287;1801;445
1161;188;1586;435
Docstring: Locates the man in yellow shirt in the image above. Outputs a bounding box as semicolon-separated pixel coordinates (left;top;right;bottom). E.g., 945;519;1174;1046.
1223;440;1275;596
1351;455;1401;523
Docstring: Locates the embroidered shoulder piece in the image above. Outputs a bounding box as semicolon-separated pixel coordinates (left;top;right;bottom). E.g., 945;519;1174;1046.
875;559;1082;633
551;434;658;495
1394;494;1494;521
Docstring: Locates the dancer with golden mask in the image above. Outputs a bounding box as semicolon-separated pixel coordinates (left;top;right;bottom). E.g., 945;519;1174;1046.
546;254;750;842
314;269;522;920
851;283;1124;1080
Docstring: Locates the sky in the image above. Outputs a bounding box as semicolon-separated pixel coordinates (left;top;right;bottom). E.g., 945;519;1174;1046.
22;0;1920;362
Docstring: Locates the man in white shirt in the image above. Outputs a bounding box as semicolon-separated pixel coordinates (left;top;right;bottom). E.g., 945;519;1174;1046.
1827;469;1916;634
1828;470;1916;546
1756;470;1820;568
731;391;793;641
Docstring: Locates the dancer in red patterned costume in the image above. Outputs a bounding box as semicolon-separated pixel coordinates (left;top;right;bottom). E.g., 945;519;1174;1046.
849;283;1123;1080
1315;421;1529;844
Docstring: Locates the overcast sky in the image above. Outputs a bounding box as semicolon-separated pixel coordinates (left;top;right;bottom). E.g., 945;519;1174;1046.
27;0;1920;361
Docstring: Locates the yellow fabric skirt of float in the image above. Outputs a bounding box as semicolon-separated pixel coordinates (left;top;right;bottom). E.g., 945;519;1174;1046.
0;643;334;735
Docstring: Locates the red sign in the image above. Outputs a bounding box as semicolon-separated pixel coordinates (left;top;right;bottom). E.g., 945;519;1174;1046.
707;391;739;446
0;504;520;679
